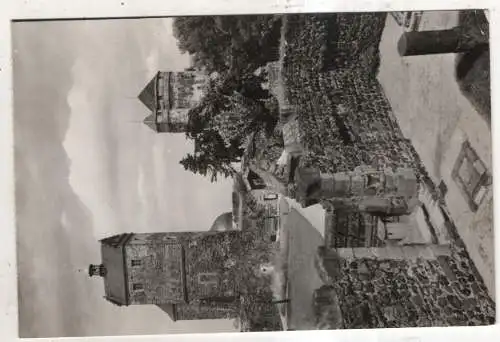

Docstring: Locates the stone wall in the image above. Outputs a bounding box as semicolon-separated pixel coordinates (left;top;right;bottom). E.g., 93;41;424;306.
175;301;239;320
328;13;386;72
314;244;495;328
126;231;243;303
126;243;185;304
126;231;277;322
171;71;206;109
250;13;424;206
288;69;420;175
277;12;436;207
323;209;383;249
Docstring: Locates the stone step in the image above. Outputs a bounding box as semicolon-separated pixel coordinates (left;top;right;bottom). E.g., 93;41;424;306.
418;186;451;245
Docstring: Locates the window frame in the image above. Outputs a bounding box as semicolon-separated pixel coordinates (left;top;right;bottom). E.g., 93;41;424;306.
451;140;491;212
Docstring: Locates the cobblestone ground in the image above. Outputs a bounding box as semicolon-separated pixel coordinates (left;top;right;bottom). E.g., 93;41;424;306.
335;238;495;328
378;11;495;299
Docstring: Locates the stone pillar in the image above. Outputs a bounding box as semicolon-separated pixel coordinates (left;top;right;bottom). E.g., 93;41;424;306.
319;168;418;199
296;167;419;213
318;168;419;215
398;27;488;56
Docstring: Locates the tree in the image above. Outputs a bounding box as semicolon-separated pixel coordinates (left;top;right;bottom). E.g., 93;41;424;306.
179;152;236;183
180;126;244;183
173;15;282;75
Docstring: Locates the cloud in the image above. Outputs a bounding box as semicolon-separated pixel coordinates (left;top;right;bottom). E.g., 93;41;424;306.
145;50;160;76
14;18;235;338
63;60;119;238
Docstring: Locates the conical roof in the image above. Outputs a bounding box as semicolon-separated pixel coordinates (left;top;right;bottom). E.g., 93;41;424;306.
143;114;157;132
138;72;159;112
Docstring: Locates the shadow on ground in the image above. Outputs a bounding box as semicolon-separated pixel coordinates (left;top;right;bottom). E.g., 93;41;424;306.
455;10;490;126
285;208;325;330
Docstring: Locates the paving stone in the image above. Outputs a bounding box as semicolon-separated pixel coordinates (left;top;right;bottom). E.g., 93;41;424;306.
352;247;377;259
430;244;452;257
383;245;406;259
336;248;355;259
401;245;421;261
416;245;436;260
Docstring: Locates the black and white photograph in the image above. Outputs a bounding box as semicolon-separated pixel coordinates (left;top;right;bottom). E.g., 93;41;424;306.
12;9;495;338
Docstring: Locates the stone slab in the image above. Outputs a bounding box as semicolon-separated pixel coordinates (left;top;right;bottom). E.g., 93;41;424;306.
401;245;420;261
416;245;435;260
336;248;355;259
381;245;406;259
429;244;452;258
352;247;377;259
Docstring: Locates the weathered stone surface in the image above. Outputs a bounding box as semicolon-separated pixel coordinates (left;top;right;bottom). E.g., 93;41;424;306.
351;174;365;196
416;246;435;260
381;245;406;259
401;245;421;261
397;167;418;188
313;285;344;330
333;172;351;195
331;241;495;328
336;248;355;259
430;244;452;257
352;247;377;259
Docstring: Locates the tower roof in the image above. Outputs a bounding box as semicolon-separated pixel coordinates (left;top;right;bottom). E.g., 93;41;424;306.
100;233;134;247
138;72;159;112
143;114;158;132
91;233;135;306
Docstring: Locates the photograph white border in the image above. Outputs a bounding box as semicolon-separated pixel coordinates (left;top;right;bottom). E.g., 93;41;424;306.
0;1;498;342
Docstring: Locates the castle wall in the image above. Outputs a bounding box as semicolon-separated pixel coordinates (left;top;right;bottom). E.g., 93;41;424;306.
170;71;207;109
288;69;419;175
183;232;241;300
125;243;185;304
126;231;244;303
169;108;190;127
323;208;383;249
175;301;239;320
314;244;495;329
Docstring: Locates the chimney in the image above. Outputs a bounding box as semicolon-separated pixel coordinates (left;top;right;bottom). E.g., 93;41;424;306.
88;264;107;277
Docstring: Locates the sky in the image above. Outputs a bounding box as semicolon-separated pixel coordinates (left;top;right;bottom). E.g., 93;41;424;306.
12;18;236;338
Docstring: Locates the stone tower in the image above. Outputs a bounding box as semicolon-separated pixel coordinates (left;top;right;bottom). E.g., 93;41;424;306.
138;69;208;133
89;231;241;321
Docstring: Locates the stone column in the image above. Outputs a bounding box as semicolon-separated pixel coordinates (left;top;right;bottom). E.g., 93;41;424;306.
398;27;488;56
319;168;418;199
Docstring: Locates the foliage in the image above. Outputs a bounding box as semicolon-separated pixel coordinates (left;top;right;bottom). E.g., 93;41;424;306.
235;198;283;331
283;13;386;74
182;72;279;183
173;15;284;184
281;13;416;177
179;152;236;183
173;15;282;74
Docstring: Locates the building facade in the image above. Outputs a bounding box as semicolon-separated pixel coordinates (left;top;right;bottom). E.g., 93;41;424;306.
138;69;208;133
89;231;242;321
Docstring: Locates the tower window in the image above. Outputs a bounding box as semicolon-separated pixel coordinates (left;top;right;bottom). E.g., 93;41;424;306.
133;283;144;291
198;272;218;285
131;260;142;267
